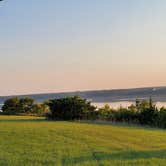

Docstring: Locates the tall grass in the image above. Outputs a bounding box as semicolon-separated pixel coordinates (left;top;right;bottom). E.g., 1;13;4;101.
0;116;165;166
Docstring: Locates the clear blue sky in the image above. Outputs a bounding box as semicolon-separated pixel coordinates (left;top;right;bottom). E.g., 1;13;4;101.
0;0;166;95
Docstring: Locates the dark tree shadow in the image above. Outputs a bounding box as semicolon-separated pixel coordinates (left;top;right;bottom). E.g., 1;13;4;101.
62;150;166;165
0;118;45;123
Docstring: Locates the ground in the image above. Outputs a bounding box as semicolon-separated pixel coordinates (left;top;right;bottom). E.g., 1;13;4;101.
0;116;165;166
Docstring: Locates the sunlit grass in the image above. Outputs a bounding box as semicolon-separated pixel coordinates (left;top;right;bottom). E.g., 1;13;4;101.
0;116;165;166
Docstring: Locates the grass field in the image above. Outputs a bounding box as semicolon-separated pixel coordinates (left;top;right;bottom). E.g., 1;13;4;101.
0;116;165;166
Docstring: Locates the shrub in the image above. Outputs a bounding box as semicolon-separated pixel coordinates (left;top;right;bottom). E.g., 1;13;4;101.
2;97;47;116
139;107;158;126
46;96;96;120
157;107;166;128
98;104;113;120
31;103;50;116
2;97;20;115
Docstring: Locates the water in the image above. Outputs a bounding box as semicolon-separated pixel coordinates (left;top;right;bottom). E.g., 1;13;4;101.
93;101;166;109
0;104;3;112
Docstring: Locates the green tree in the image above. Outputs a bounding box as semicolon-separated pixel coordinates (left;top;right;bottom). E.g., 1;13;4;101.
47;96;96;120
19;98;34;113
31;103;50;116
138;98;157;126
2;97;20;114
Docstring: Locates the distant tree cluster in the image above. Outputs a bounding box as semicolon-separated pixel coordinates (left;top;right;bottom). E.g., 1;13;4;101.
2;97;49;116
2;96;166;129
46;97;166;128
96;98;166;128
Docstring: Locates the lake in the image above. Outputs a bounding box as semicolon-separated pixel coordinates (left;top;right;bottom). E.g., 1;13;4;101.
93;101;166;109
0;104;3;112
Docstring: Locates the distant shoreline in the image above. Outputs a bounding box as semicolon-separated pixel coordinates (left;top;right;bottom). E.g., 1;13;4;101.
1;86;166;105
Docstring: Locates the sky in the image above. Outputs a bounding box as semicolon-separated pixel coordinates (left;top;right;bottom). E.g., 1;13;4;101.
0;0;166;95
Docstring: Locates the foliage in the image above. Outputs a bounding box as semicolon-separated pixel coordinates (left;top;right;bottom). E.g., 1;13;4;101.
98;105;114;120
2;97;47;116
19;98;34;113
96;98;166;128
31;103;50;116
2;97;20;115
157;107;166;128
2;96;166;128
46;96;96;120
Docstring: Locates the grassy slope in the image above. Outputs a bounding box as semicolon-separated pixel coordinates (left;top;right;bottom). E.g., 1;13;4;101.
0;116;165;166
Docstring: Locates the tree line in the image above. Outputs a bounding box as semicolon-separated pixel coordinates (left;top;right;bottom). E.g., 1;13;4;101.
1;97;49;116
1;96;166;128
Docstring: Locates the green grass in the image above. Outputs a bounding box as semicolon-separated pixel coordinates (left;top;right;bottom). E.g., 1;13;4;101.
0;116;165;166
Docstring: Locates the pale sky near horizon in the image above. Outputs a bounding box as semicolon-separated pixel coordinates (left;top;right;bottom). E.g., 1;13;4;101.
0;0;166;95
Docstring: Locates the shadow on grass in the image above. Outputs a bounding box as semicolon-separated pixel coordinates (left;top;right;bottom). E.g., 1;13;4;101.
62;149;166;165
77;120;166;131
0;118;46;123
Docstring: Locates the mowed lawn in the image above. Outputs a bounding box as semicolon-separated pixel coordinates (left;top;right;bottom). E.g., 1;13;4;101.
0;116;166;166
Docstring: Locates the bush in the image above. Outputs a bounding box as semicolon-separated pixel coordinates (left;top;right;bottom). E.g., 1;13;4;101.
98;104;113;120
2;97;47;116
31;103;50;116
2;97;20;115
157;107;166;128
46;96;96;120
19;98;34;113
115;107;139;123
2;96;166;129
139;107;158;126
96;99;159;126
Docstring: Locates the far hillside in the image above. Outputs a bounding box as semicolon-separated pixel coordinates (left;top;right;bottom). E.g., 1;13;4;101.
0;86;166;104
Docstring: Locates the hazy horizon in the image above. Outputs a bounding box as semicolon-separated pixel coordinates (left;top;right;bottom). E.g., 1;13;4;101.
1;85;166;97
1;0;166;95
